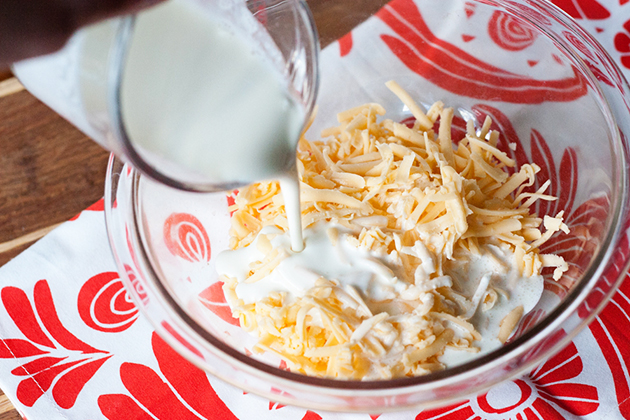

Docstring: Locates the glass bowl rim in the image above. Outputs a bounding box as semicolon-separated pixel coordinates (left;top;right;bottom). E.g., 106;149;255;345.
104;0;630;407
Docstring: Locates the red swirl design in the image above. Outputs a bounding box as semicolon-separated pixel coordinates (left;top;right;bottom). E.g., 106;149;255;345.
488;11;538;51
163;213;211;262
78;272;139;333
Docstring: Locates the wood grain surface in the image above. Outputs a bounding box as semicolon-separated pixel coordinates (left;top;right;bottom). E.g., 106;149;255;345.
310;0;389;48
0;1;390;418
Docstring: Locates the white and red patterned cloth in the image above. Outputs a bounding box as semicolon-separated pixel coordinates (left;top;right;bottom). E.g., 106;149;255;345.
3;0;630;418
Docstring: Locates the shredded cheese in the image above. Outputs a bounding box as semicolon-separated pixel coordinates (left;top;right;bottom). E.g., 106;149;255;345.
220;82;569;380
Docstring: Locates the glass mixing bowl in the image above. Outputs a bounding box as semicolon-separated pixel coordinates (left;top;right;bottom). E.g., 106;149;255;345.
104;0;630;412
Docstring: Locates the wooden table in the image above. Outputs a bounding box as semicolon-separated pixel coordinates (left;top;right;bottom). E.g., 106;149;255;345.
0;1;390;418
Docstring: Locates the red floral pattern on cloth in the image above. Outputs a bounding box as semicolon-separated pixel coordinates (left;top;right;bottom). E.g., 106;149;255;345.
376;0;588;104
550;0;611;19
614;19;630;69
301;412;323;420
417;340;598;419
1;0;630;419
98;333;237;420
586;257;630;417
0;281;111;409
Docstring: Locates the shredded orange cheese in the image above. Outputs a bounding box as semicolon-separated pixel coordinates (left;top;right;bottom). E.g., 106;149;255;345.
221;82;568;379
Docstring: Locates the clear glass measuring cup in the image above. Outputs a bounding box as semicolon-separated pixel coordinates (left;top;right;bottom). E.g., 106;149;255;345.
12;0;319;192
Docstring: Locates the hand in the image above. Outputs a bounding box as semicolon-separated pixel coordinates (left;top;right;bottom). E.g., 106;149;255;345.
0;0;162;68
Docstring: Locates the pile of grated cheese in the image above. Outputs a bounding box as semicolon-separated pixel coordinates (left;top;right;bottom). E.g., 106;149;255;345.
220;81;569;380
